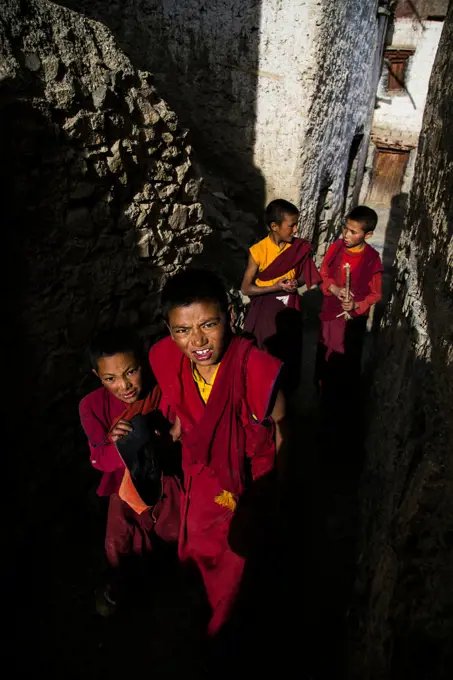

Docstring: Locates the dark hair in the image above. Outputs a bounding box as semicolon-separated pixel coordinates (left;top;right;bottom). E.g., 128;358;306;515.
347;205;378;233
265;199;299;228
161;268;229;319
88;327;143;370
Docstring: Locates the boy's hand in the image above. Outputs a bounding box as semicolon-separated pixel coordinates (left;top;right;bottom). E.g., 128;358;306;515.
169;416;181;442
110;419;133;442
329;284;345;298
277;278;298;292
341;299;357;312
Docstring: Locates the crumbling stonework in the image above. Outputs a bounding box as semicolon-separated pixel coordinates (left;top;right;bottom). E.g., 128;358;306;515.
351;6;453;678
57;0;384;235
1;0;213;509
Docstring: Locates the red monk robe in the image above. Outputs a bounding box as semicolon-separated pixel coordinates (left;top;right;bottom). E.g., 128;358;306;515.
79;385;181;573
149;335;282;636
316;238;383;395
244;237;320;390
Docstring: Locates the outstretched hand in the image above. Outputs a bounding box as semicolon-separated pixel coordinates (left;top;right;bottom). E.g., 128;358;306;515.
110;419;133;442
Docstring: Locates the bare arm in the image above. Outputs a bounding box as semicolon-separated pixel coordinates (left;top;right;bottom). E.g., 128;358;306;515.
241;254;295;297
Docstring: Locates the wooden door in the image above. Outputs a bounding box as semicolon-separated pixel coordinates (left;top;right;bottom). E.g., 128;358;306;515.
367;147;410;207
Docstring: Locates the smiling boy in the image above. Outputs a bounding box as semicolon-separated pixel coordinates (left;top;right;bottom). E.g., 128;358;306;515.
79;328;181;615
149;269;286;636
241;199;320;390
316;206;383;402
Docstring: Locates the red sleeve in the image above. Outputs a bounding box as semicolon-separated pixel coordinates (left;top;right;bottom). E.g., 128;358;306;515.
320;243;337;296
245;347;283;423
79;394;124;473
302;255;322;288
354;271;383;316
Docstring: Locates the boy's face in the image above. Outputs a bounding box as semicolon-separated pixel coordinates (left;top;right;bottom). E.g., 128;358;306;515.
167;300;229;368
343;219;372;248
271;212;299;243
94;352;143;403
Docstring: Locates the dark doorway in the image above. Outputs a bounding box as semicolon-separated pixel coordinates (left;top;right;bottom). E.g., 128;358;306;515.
367;145;410;207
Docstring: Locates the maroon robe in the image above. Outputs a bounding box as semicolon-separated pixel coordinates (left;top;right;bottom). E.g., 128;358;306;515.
316;240;383;404
79;387;181;571
244;238;320;348
319;239;383;356
149;335;282;635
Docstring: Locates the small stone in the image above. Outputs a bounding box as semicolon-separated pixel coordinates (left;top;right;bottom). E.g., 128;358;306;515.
156;183;179;200
92;84;108;109
150;161;174;182
41;55;59;82
189;203;203;223
141;128;157;143
161;132;174;144
175;160;191;184
136;211;148;228
161;146;180;161
136;230;150;258
168;204;189;232
25;53;41;72
107;155;123;174
184;178;203;202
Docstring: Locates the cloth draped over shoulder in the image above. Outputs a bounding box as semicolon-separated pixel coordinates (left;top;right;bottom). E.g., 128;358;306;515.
149;335;282;497
149;334;282;636
244;237;321;348
320;239;383;356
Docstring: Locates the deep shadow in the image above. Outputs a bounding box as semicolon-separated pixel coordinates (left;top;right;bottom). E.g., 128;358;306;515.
1;7;213;676
55;0;266;217
373;191;408;330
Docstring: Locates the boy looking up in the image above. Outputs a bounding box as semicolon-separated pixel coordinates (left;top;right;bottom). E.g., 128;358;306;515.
79;328;181;615
149;269;286;636
241;199;320;390
316;206;383;402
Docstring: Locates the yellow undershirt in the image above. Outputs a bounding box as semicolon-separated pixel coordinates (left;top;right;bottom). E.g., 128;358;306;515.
192;362;220;403
250;235;296;286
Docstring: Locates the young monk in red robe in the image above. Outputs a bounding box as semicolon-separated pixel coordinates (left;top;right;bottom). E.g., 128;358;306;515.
241;199;320;390
79;328;181;616
316;205;383;404
148;269;287;637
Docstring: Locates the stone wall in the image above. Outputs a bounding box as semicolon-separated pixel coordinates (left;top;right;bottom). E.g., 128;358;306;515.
351;5;453;678
1;0;213;513
298;0;384;259
57;1;383;235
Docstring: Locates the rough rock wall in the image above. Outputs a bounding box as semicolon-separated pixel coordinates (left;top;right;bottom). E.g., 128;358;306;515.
56;0;268;208
57;1;381;225
298;0;384;259
1;0;212;512
352;6;453;678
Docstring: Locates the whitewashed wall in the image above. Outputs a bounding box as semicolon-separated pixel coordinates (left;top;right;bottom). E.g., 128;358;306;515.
372;19;444;145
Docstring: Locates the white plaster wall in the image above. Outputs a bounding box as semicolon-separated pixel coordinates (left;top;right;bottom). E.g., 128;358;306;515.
253;1;320;203
297;0;383;256
372;19;443;145
157;0;322;205
59;0;381;232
